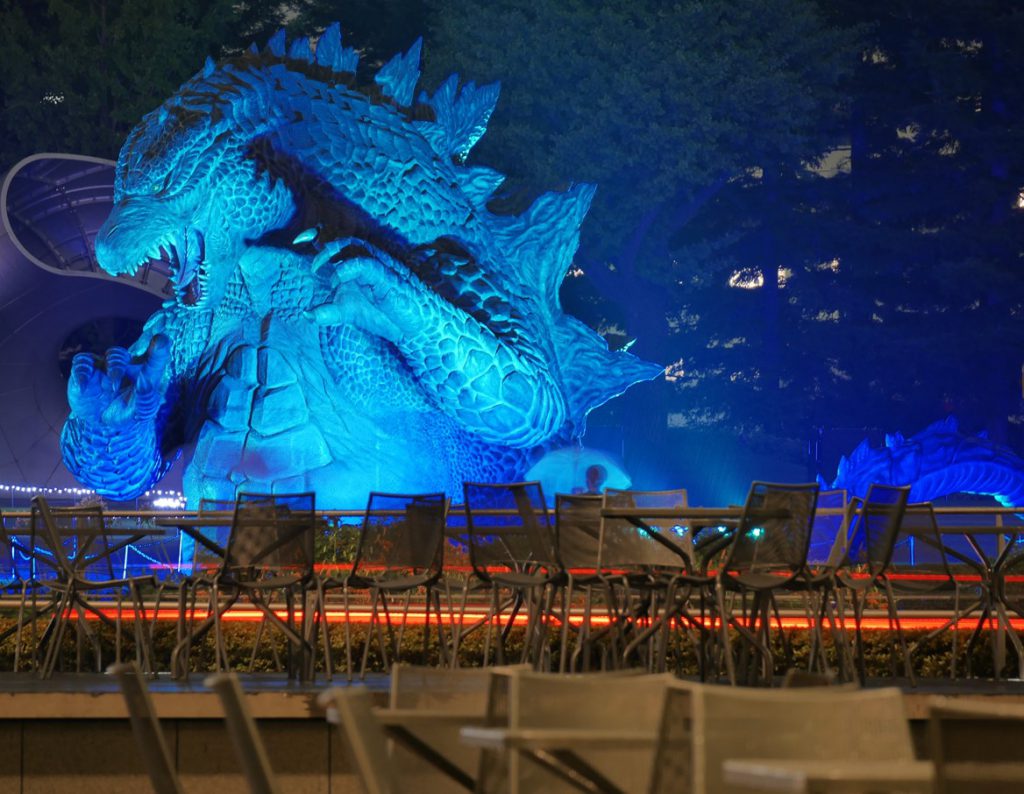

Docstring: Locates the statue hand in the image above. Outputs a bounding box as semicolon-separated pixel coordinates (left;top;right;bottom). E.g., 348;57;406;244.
68;334;171;425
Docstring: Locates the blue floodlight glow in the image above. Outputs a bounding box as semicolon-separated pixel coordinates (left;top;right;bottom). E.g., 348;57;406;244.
58;25;661;509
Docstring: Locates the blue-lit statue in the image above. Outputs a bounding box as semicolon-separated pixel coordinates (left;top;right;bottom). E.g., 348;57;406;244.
59;26;661;506
827;416;1024;506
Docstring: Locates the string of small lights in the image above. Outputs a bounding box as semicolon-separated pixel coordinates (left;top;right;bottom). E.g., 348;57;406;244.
0;483;185;506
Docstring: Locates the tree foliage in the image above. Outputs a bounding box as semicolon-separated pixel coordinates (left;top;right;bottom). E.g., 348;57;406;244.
425;1;856;307
4;0;1023;468
0;0;294;171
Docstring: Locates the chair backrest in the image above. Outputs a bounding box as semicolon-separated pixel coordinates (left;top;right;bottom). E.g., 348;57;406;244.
462;481;558;580
192;497;236;571
687;685;913;794
780;668;845;688
845;483;911;578
808;489;848;565
598;488;691;573
111;662;185;794
929;697;1024;793
506;671;673;794
206;672;282;794
389;664;499;790
319;687;400;794
352;492;448;583
722;482;819;579
30;495;113;582
554;493;603;571
223;492;315;582
389;663;495;710
893;502;957;579
649;682;697;794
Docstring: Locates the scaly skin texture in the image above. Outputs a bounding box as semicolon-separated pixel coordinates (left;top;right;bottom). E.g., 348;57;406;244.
60;27;661;507
827;416;1024;506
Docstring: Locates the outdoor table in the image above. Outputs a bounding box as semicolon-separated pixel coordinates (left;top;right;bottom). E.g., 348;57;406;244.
722;758;934;793
153;513;232;558
924;506;1024;677
0;513;169;674
459;725;657;794
599;504;798;555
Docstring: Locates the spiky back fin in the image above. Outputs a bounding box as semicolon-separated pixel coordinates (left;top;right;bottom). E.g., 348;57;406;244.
496;183;596;310
414;75;500;162
288;36;313;63
314;23;359;73
456;166;506;207
926;415;959;434
375;38;422;106
552;316;662;431
265;28;286;57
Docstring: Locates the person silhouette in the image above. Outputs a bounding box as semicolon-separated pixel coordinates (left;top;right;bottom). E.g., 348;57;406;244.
583;464;607;494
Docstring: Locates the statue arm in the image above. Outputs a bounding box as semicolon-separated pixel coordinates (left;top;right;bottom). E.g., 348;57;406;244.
308;241;566;448
60;328;180;500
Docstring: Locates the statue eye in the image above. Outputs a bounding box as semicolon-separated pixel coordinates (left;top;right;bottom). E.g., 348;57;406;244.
153;173;173;195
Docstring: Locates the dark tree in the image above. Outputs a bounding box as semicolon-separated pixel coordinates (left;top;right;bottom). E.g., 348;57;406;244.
0;0;294;171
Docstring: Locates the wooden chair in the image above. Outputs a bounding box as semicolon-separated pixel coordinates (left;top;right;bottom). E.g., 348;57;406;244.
493;670;673;794
386;664;499;793
206;672;282;794
660;684;915;794
929;697;1024;793
111;661;185;794
319;686;400;794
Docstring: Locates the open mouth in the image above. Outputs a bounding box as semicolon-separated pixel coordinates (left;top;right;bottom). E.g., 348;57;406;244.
139;227;206;307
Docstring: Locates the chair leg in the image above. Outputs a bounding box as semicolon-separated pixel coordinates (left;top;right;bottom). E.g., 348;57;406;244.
315;580;334;681
433;587;450;667
881;578;915;686
715;580;736;686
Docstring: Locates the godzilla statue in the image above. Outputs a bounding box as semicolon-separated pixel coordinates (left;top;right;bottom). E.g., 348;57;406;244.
827;416;1024;506
60;25;661;506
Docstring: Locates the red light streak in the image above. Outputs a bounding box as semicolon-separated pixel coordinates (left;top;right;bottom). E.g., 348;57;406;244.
63;607;1023;632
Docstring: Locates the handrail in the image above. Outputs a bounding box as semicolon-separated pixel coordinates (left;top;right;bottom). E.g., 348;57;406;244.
1;504;1022;522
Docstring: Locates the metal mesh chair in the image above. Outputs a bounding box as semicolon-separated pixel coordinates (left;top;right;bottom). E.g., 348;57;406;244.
592;488;698;673
553;493;603;671
28;496;153;677
782;495;862;680
459;481;562;668
156;497;233;675
714;482;820;685
173;492;317;680
833;483;912;683
995;544;1024;680
0;511;40;671
320;492;448;679
807;489;848;564
894;503;985;678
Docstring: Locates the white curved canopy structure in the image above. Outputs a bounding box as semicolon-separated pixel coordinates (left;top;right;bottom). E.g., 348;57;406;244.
0;154;180;494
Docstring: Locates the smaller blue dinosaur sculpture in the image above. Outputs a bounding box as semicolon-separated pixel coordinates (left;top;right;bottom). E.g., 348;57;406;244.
826;416;1024;506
